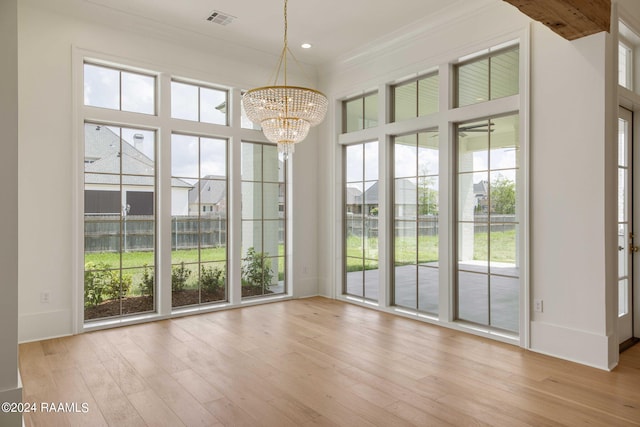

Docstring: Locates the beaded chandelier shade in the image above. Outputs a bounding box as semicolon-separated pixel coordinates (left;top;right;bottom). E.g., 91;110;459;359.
242;0;328;157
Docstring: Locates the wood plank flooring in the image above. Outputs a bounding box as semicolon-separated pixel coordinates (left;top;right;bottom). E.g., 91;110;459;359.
18;297;640;426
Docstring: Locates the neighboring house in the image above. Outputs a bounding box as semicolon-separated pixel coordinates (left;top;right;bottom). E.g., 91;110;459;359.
83;125;192;215
188;175;227;216
345;186;363;214
346;180;421;217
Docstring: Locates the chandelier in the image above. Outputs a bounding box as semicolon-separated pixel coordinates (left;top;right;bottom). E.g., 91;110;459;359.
242;0;328;158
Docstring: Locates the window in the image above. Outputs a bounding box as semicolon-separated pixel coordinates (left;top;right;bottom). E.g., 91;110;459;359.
344;141;379;301
81;59;299;328
83;123;156;320
171;134;228;307
343;92;378;132
619;41;633;90
171;81;228;125
456;114;520;333
456;47;519;107
241;142;286;298
393;131;439;313
84;63;155;114
392;74;439;122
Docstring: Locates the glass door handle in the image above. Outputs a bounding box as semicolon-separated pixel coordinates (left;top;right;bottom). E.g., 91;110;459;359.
619;246;625;251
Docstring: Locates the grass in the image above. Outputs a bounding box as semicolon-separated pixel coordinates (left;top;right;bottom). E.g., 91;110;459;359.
345;229;516;272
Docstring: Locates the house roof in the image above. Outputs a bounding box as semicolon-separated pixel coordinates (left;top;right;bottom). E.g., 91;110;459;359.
188;175;226;205
345;186;362;204
346;179;418;205
473;180;489;196
84;125;192;188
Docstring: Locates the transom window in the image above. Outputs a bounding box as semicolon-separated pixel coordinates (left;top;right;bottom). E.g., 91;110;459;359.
343;92;378;133
84;63;155;115
619;41;633;90
456;46;519;107
392;73;439;122
171;80;228;125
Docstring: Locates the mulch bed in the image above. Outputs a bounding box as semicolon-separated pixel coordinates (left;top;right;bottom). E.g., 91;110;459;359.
85;286;272;320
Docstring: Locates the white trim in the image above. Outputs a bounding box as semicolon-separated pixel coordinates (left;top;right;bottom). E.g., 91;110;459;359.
530;320;615;371
520;25;532;349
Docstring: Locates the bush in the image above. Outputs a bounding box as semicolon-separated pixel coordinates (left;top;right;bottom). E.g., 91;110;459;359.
172;261;191;292
241;247;274;289
200;265;225;293
140;264;154;296
84;262;130;307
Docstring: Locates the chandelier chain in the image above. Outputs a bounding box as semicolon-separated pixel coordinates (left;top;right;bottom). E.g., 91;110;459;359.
283;0;288;87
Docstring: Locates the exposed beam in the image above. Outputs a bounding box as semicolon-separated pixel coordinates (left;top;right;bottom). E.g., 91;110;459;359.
502;0;611;40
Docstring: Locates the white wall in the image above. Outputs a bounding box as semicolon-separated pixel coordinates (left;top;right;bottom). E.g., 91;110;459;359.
528;27;616;369
17;0;320;342
317;1;617;369
0;0;23;425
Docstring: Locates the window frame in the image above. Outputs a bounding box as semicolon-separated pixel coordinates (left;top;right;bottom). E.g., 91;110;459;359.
170;79;230;126
170;132;229;308
343;140;380;302
83;61;158;115
454;45;520;108
335;34;528;347
240;140;288;300
82;122;158;322
342;92;379;133
391;72;439;122
74;51;289;334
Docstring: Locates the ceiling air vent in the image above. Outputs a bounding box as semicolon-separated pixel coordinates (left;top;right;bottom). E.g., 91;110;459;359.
205;10;236;26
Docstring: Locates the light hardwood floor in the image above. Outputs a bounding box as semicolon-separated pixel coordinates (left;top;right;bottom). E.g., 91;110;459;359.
19;297;640;426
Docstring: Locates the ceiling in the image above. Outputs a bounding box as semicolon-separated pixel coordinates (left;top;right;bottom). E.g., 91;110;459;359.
67;0;476;65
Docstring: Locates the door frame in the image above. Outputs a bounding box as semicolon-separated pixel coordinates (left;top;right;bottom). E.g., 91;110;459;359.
619;106;634;346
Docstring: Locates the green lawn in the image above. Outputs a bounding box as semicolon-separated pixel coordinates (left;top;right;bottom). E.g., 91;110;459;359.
345;229;516;272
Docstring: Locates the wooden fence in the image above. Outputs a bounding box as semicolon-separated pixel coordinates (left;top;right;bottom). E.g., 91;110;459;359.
84;215;227;253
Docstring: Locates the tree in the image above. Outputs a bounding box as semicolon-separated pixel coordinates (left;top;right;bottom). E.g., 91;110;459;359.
490;175;516;214
418;175;438;216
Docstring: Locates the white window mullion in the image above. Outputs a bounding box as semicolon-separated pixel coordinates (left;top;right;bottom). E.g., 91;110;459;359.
439;63;454;323
229;88;243;305
378;83;390;308
157;72;173;316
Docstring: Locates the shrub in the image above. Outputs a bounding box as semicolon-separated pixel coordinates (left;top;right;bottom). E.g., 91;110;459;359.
84;262;107;308
84;261;130;307
172;261;191;292
200;265;225;293
241;247;274;289
104;272;131;300
140;264;154;296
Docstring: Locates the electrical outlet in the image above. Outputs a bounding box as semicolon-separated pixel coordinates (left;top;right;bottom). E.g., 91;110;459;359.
40;291;51;304
534;299;543;313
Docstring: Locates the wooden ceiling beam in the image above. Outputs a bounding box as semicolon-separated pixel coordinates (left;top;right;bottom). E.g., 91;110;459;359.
502;0;611;40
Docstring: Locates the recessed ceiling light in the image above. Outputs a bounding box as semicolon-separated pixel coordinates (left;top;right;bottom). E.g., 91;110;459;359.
301;43;312;49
